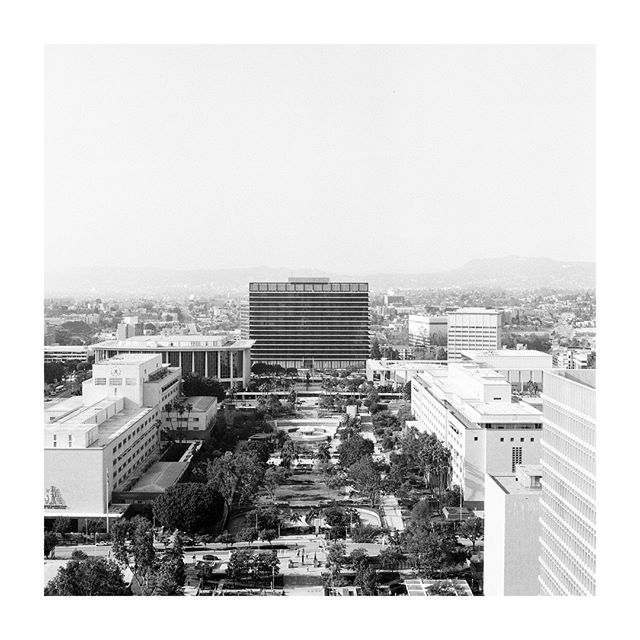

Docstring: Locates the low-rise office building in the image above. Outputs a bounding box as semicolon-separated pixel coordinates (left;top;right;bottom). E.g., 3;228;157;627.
484;464;543;596
44;354;181;530
161;395;218;440
44;345;90;363
92;334;254;388
411;364;543;507
461;349;553;391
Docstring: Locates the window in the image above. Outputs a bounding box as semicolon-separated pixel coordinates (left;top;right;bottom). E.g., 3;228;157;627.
68;434;73;447
126;378;137;385
511;447;523;473
94;378;106;385
109;378;122;385
473;436;478;441
500;437;504;442
53;435;57;448
520;437;525;442
530;438;535;442
510;437;514;442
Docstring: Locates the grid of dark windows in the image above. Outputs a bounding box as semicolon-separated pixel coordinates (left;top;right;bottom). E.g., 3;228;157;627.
511;446;523;472
194;351;206;377
219;351;230;378
248;282;370;367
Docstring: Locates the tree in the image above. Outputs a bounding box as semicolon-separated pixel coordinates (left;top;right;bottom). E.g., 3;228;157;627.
350;523;383;543
130;516;156;590
348;458;384;506
316;442;332;463
262;465;288;502
226;549;279;587
410;498;433;526
338;434;374;468
53;517;72;539
458;517;484;552
44;362;67;384
370;340;382;359
350;549;378;595
110;519;131;568
403;526;461;577
378;546;405;569
325;541;346;586
237;527;259;545
403;381;412;401
153;483;225;534
44;531;57;558
44;557;129;596
181;372;227;402
280;438;298;469
206;453;238;510
259;528;277;545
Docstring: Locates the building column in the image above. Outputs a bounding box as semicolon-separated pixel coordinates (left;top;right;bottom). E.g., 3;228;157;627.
229;351;234;383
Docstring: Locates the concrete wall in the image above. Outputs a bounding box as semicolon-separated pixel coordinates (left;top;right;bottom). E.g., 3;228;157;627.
484;474;541;596
44;448;105;514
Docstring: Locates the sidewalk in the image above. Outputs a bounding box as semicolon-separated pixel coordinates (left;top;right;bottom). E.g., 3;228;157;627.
380;495;405;532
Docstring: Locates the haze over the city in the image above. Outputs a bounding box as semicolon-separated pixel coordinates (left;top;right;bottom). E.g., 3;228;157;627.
45;45;594;277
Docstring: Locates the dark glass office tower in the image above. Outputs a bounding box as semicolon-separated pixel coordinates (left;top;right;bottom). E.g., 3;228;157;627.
248;277;370;370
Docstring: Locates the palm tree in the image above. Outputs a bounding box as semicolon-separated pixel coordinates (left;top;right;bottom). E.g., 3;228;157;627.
185;402;193;438
288;511;303;527
175;401;186;444
317;442;331;464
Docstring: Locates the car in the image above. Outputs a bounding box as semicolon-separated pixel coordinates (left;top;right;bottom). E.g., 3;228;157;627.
202;555;220;562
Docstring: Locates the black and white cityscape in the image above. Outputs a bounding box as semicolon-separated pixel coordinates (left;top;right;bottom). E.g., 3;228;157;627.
43;45;595;597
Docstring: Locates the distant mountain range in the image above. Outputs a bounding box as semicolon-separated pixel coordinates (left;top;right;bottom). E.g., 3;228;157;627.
45;257;595;296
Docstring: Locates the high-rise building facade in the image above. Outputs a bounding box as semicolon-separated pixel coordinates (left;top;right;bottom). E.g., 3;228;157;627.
539;369;596;595
447;308;502;361
248;277;370;370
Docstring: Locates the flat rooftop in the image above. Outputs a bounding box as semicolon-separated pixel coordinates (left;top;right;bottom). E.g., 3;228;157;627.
450;307;501;314
45;398;153;448
93;335;254;350
127;461;189;493
101;353;161;364
184;396;217;412
491;468;543;495
462;349;551;359
552;369;596;389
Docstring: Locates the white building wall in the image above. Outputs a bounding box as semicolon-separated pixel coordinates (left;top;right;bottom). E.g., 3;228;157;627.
485;474;541;596
539;371;596;595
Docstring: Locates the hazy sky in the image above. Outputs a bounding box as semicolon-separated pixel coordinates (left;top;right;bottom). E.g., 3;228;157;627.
45;45;594;274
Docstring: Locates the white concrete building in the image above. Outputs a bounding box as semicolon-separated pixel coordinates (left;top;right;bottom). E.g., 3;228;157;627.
447;308;502;362
539;370;596;596
411;364;543;507
44;345;90;363
484;464;543;596
461;349;553;391
408;315;448;347
366;359;447;385
161;395;218;440
92;334;254;387
44;354;181;529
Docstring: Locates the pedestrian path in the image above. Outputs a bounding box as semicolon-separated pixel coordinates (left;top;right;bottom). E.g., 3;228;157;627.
381;495;405;531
